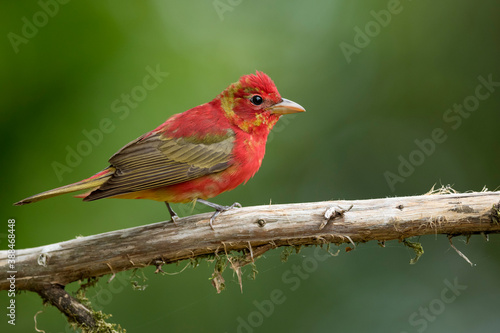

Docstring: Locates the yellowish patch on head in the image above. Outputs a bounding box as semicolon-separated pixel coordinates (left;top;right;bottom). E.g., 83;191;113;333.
253;113;265;127
220;83;239;120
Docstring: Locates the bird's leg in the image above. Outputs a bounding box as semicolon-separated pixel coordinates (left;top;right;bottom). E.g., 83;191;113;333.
196;199;242;230
165;202;179;224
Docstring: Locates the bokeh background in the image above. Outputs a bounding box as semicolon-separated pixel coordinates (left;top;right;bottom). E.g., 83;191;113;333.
2;1;500;332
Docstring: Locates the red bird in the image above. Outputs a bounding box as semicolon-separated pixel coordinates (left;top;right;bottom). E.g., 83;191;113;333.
15;71;305;228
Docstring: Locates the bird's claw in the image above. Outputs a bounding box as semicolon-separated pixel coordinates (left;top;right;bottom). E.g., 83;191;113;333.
208;202;242;230
170;214;179;224
226;202;242;210
208;212;220;231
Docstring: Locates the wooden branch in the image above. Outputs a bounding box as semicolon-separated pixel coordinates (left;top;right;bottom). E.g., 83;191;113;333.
2;191;500;291
1;191;499;329
35;283;96;328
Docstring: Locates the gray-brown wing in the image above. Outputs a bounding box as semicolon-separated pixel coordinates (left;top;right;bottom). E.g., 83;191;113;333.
84;131;234;201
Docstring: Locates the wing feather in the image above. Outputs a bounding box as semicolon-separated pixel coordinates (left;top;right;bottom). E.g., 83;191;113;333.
84;130;234;201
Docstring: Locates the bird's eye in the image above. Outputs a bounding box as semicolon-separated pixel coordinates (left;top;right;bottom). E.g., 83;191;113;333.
250;95;263;105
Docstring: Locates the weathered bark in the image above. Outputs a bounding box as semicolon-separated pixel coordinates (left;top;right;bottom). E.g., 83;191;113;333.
1;191;499;330
2;191;499;291
36;284;96;328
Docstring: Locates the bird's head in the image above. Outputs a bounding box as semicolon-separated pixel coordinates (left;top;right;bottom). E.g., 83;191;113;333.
217;71;305;133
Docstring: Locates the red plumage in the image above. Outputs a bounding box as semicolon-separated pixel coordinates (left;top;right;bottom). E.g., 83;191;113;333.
15;71;305;225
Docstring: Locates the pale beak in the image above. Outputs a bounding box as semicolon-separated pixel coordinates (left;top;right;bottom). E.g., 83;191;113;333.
269;98;306;115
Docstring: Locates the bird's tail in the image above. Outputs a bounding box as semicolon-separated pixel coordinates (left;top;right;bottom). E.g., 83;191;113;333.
14;168;115;206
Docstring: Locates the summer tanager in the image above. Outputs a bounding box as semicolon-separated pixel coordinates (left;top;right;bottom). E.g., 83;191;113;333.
14;71;305;228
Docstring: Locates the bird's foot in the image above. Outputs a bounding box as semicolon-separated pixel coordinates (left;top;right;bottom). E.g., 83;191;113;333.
170;214;179;224
165;202;179;224
197;199;242;230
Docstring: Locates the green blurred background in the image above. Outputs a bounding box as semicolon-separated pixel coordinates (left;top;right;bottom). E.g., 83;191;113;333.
2;1;499;332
